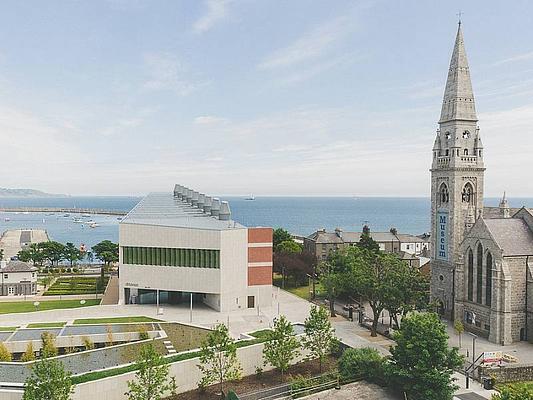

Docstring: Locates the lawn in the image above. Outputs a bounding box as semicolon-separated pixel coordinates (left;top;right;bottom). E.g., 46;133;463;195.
0;299;101;314
27;322;67;328
273;273;325;300
73;316;162;325
43;276;110;296
0;326;18;331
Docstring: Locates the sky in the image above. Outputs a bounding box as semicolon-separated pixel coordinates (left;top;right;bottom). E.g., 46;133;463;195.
0;0;532;197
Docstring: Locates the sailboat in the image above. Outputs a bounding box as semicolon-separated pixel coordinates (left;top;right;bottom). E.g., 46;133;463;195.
245;194;255;201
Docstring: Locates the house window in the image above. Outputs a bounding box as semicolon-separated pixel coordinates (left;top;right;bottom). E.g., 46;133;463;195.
3;274;7;280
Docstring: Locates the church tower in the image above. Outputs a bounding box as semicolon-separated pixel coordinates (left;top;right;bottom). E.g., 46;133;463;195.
430;23;485;319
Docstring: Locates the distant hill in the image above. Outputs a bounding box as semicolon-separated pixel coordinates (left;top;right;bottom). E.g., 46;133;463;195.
0;188;68;197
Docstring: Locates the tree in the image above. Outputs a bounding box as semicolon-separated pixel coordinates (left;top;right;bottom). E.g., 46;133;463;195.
263;315;300;381
0;342;12;361
357;225;380;253
301;306;336;372
18;243;46;266
276;240;301;254
197;324;242;395
92;240;119;279
273;228;292;249
21;342;36;362
40;241;66;267
125;343;177;400
338;347;385;384
62;243;82;267
386;312;463;400
454;320;464;349
23;356;73;400
41;332;58;357
492;384;533;400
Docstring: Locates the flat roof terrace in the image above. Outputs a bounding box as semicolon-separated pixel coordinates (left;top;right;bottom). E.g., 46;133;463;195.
121;192;245;231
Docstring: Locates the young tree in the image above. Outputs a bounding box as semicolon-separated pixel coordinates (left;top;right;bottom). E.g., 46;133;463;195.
386;312;463;400
21;342;36;362
125;343;177;400
273;228;292;249
197;323;242;395
492;384;533;400
23;356;73;400
41;332;58;357
263;315;300;381
91;240;119;279
454;320;464;349
62;243;82;267
0;342;12;361
301;306;336;372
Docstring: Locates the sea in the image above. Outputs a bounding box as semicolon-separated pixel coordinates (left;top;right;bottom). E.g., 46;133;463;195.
0;196;532;249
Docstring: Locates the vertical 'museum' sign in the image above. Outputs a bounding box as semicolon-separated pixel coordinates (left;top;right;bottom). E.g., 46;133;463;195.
437;210;449;261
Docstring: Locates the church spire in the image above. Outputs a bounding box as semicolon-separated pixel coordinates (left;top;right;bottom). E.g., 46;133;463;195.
439;23;477;123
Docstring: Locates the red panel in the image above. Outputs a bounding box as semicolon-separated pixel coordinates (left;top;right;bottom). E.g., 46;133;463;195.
248;266;272;286
248;227;273;244
248;247;273;263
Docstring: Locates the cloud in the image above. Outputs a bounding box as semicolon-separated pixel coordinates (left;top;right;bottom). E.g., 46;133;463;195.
194;115;230;125
491;51;533;67
258;15;354;70
193;0;231;34
143;52;208;95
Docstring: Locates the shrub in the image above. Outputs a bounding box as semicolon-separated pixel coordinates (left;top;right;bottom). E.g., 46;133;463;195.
41;332;58;357
493;383;533;399
0;342;12;361
137;325;149;341
21;342;36;362
338;347;385;385
66;268;71;273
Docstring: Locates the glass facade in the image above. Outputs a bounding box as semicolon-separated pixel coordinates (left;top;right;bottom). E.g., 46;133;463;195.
122;246;220;268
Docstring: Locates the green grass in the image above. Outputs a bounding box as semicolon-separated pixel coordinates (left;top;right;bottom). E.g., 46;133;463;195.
27;322;66;328
0;299;101;314
273;274;325;300
0;326;18;331
44;276;110;296
248;329;272;339
73;316;162;325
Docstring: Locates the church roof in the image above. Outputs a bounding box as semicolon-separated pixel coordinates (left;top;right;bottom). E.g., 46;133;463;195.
439;23;478;123
484;218;533;256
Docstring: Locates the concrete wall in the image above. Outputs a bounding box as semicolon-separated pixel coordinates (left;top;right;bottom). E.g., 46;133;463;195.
0;340;310;400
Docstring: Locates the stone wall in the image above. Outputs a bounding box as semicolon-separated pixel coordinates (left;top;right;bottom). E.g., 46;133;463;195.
480;363;533;383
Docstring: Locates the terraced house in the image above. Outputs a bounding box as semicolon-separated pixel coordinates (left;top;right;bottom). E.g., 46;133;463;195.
118;185;273;312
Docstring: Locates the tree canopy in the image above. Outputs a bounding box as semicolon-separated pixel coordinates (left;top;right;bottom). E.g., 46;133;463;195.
273;228;292;249
23;356;73;400
263;315;300;380
91;240;119;265
386;312;463;400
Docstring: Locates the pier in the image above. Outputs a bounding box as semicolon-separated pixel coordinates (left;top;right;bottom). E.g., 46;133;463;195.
0;207;127;216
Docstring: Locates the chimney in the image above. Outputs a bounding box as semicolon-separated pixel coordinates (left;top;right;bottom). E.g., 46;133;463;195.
197;193;205;209
335;227;343;238
211;198;221;217
219;201;231;221
203;196;212;214
174;184;180;197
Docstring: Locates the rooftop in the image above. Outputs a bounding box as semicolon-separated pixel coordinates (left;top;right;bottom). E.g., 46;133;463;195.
484;218;533;256
121;192;245;231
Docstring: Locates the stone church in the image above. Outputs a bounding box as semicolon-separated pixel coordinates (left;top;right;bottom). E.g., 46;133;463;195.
429;23;533;345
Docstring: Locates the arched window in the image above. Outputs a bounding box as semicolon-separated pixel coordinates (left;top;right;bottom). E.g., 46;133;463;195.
445;132;451;140
464;149;469;155
439;183;449;204
463;130;470;139
467;249;474;301
486;252;492;306
476;243;483;303
462;183;474;203
445;149;450;156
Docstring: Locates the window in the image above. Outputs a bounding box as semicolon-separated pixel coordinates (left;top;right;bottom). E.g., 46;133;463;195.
3;274;7;279
122;246;221;268
445;132;451;140
462;183;474;203
247;296;255;308
439;183;449;204
445;149;450;156
477;244;483;303
463;130;470;139
464;149;469;155
486;252;493;306
467;249;473;301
